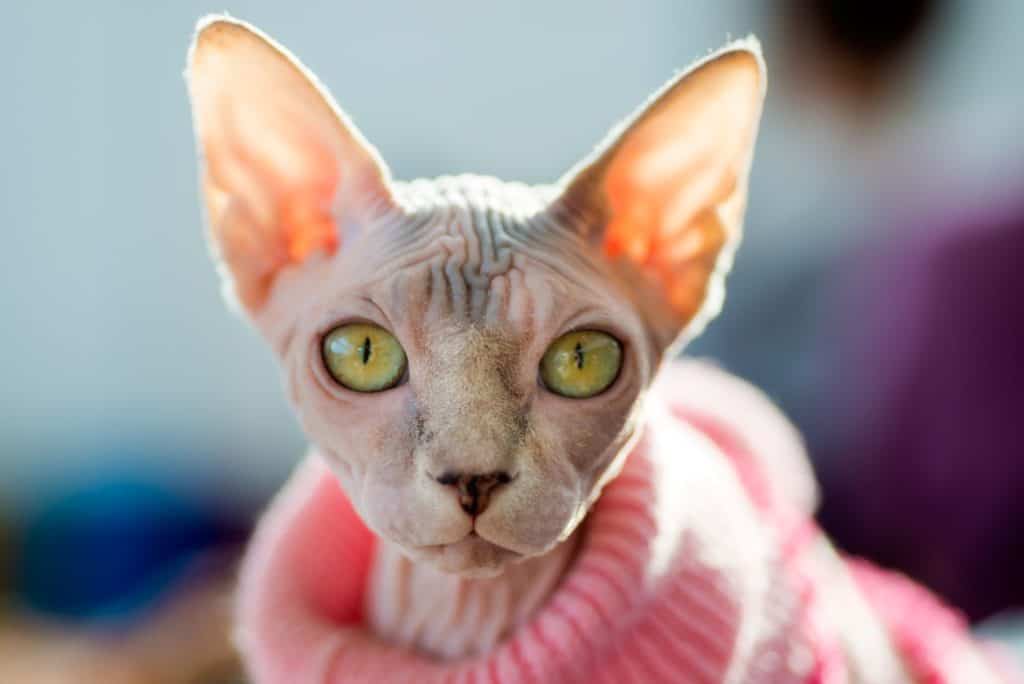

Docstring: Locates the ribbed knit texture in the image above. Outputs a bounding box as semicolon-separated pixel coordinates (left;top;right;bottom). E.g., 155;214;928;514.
236;363;1019;683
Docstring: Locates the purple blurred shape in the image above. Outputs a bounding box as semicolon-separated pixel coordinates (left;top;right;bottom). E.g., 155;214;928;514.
820;184;1024;621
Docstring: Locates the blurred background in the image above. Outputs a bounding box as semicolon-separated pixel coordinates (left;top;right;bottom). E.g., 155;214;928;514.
2;1;1022;680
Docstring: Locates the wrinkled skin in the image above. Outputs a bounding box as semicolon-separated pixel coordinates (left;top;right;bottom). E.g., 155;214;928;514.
272;181;658;575
187;16;764;578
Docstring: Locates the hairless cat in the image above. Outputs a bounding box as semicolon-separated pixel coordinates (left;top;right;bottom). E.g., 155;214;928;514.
186;15;1019;683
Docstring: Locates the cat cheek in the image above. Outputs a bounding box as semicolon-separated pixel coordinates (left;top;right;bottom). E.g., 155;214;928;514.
357;454;470;545
477;474;577;553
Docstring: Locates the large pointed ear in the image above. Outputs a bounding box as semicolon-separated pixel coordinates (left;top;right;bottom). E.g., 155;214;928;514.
186;16;397;314
549;39;766;349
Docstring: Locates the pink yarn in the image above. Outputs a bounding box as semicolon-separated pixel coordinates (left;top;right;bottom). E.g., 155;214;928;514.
236;367;1020;683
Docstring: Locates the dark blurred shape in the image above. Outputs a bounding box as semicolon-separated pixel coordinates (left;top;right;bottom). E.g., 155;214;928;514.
0;515;11;600
819;185;1024;621
796;0;939;61
780;0;944;101
15;453;247;621
2;448;249;681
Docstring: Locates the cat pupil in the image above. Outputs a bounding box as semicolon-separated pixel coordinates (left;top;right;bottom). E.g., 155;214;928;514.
362;337;372;364
574;342;584;370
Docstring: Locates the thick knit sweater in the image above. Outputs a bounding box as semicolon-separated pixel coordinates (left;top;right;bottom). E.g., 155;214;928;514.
237;362;1019;683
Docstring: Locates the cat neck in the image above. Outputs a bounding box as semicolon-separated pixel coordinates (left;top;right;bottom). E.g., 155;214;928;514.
365;530;582;661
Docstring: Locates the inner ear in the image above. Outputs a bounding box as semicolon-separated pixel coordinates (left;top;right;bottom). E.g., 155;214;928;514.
186;15;398;314
549;41;766;349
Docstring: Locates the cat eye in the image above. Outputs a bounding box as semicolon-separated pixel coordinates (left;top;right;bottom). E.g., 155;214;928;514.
322;323;407;393
540;330;622;399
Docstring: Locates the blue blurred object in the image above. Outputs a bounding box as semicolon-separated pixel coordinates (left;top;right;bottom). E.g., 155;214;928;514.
15;465;243;621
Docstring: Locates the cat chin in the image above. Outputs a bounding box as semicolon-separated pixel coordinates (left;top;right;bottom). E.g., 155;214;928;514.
408;534;523;579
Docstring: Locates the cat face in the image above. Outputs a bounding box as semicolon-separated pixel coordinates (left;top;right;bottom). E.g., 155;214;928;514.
261;178;658;575
187;16;765;576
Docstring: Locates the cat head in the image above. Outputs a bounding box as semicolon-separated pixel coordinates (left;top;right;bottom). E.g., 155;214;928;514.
186;16;765;577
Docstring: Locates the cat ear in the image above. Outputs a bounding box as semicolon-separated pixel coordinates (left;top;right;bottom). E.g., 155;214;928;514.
186;15;397;313
549;40;766;347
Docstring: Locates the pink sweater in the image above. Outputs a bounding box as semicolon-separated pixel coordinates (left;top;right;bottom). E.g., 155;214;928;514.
236;363;1019;683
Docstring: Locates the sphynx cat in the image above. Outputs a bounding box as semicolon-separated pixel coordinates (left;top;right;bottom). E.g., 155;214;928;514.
186;15;1019;683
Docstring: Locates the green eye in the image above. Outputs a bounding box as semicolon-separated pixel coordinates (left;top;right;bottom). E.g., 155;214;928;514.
322;323;407;392
540;330;622;398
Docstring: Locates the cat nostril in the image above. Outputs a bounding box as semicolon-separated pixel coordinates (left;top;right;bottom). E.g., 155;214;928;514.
434;470;513;516
435;471;459;486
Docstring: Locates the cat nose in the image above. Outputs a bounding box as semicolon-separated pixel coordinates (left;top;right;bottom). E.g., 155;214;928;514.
434;470;512;516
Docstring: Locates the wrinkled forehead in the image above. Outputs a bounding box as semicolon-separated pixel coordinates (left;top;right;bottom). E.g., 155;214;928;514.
348;176;608;339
